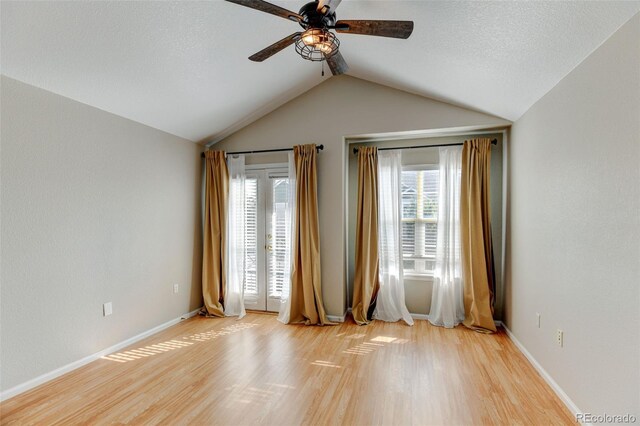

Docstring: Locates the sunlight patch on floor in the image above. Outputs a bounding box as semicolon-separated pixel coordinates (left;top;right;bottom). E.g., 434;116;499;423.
343;341;384;356
102;339;194;363
266;383;296;389
342;335;402;356
371;336;396;343
229;383;276;405
185;323;258;342
101;322;259;363
311;360;342;368
345;333;366;339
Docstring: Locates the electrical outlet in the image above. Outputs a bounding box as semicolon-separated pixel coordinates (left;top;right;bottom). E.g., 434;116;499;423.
536;313;541;328
556;329;563;347
173;284;179;294
103;302;113;317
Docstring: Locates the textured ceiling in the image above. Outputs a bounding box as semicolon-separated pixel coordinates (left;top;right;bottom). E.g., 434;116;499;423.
2;1;639;143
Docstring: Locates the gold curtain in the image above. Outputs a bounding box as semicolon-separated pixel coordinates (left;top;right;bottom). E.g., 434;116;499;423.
202;151;228;317
288;144;332;325
461;139;497;333
351;147;379;325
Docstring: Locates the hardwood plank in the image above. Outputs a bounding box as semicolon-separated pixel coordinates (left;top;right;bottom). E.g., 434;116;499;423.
0;314;575;425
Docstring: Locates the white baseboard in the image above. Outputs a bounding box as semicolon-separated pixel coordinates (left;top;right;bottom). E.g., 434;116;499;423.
501;324;584;423
409;315;501;324
327;311;347;323
410;315;500;324
327;307;352;323
331;311;432;322
0;308;201;402
410;313;430;321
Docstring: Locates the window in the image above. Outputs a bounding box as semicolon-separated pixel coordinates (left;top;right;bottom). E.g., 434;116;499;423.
401;167;439;275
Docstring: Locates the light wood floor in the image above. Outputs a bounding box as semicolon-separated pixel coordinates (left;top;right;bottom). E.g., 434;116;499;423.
1;313;574;425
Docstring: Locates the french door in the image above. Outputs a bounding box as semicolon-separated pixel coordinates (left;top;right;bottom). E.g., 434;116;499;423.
243;165;291;312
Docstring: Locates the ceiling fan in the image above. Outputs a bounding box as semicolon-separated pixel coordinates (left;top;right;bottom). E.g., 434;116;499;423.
225;0;414;76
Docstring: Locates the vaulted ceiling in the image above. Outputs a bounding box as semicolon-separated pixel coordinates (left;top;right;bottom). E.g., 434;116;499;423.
2;1;638;143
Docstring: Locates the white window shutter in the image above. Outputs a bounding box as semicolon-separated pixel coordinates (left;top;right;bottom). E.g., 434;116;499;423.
244;177;259;296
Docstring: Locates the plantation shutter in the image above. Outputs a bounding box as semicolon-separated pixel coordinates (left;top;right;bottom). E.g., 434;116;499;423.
243;177;259;298
422;169;439;267
267;176;290;298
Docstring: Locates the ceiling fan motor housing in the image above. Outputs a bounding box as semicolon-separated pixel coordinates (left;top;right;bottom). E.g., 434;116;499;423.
298;1;336;28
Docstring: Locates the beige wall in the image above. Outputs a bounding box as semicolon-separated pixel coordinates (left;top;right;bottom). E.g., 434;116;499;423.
214;76;510;316
0;76;203;392
347;134;504;318
506;14;639;416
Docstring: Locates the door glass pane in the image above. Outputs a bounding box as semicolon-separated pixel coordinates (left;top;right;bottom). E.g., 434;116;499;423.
267;177;289;299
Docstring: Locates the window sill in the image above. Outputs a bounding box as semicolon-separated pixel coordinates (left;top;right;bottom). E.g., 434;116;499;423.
403;273;434;281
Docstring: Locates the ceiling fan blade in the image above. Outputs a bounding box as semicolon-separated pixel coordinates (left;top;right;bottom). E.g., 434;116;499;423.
316;0;342;14
324;50;348;75
225;0;302;22
249;33;302;62
334;20;414;39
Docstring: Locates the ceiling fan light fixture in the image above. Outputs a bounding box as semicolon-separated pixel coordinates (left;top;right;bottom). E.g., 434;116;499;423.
301;28;322;46
295;28;339;61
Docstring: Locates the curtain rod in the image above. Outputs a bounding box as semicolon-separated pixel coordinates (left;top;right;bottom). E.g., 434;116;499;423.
352;139;497;155
201;144;324;158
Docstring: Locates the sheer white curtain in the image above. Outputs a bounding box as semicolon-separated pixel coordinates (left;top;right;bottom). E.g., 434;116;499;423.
374;151;414;326
225;154;246;319
277;152;296;324
428;146;465;328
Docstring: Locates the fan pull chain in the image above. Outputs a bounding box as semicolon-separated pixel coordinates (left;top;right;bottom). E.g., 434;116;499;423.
322;61;325;77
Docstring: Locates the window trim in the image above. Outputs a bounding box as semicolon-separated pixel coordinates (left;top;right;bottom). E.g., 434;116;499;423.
402;163;438;172
245;162;288;171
